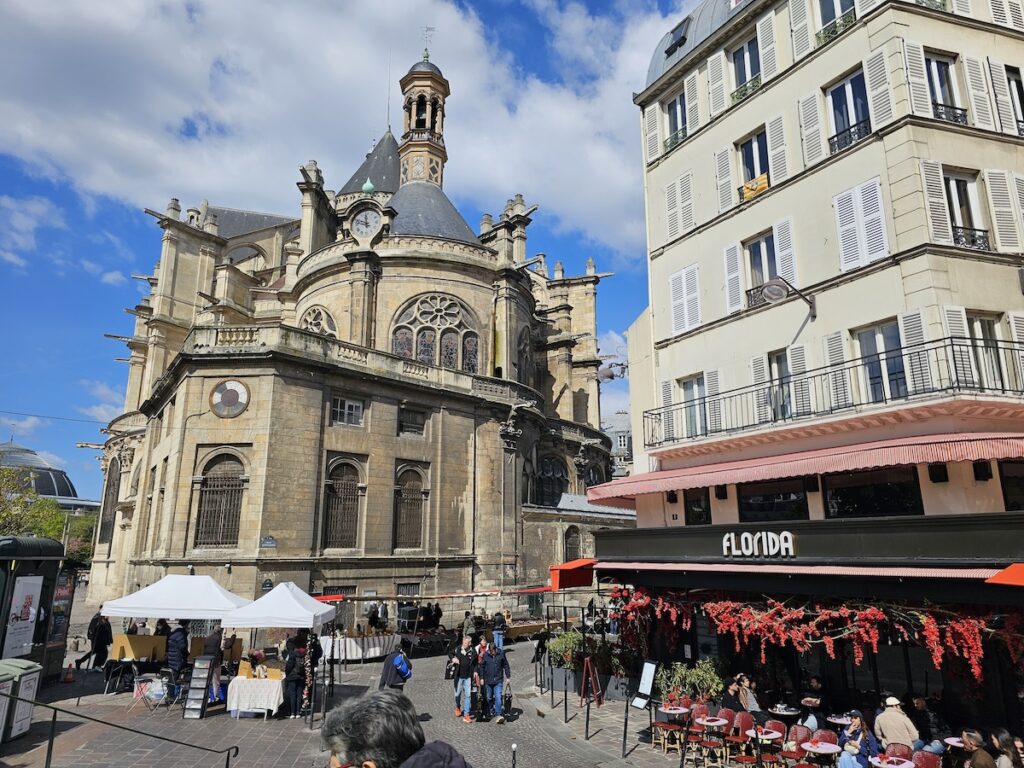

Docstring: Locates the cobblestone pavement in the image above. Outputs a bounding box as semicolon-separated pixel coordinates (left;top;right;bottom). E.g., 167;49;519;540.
0;644;685;768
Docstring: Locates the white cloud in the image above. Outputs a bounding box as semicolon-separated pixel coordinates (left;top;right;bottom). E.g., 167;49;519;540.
0;0;683;261
35;450;66;468
80;379;122;404
0;195;65;266
0;249;27;268
79;258;102;274
100;270;127;285
598;329;628;361
4;415;43;436
78;403;122;422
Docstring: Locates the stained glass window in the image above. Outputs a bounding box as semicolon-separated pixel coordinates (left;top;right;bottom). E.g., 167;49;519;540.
392;328;414;358
416;329;436;364
440;330;459;369
462;333;479;374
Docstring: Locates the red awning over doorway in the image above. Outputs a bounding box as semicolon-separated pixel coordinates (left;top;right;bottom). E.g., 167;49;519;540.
587;432;1024;507
594;561;1000;580
550;558;597;590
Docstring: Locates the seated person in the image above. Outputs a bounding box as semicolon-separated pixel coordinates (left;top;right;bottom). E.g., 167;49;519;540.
909;694;948;754
721;675;746;712
739;674;771;725
800;675;828;730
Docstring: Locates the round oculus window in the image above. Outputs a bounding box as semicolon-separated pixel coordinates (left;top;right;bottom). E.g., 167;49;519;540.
210;380;250;418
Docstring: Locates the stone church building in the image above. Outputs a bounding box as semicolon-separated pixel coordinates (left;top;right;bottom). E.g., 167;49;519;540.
89;54;632;607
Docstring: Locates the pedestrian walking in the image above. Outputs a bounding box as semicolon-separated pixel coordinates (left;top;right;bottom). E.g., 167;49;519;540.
447;635;477;722
462;611;476;643
90;615;113;672
492;611;506;651
379;638;413;691
478;641;511;724
75;610;102;670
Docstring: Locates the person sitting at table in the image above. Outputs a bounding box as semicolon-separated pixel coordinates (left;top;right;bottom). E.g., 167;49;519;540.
800;675;828;730
154;618;171;637
963;730;997;768
838;710;879;768
991;728;1023;768
721;675;746;712
738;674;771;725
874;697;918;750
909;695;948;754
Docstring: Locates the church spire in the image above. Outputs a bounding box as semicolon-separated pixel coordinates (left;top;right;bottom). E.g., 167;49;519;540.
398;54;450;187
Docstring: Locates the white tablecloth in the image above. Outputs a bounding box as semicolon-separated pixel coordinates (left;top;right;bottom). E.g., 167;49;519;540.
319;633;400;661
227;677;284;714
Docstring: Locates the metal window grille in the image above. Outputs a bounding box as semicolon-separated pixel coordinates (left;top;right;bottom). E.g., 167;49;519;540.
393;470;424;549
97;457;120;546
195;456;244;547
396;583;421;597
324;464;359;548
564;526;581;562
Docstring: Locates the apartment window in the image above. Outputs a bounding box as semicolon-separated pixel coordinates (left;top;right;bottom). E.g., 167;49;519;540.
819;0;855;27
616;433;630;451
733;37;761;87
398;408;427;436
738;478;809;522
747;232;777;288
926;54;966;123
823;466;924;518
681;375;707;437
827;70;870;153
1008;67;1024;122
684;488;712;525
968;314;1006;390
666;92;687;148
943;172;988;249
768;349;792;421
856;321;907;403
999;460;1024;511
331;396;364;426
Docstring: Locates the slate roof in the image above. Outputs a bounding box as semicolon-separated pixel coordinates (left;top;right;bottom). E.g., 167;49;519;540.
554;493;636;518
207;206;298;239
646;0;747;89
340;132;401;195
408;59;444;77
388;181;480;244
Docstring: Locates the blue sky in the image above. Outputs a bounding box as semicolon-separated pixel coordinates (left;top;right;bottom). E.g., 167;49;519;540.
0;0;685;499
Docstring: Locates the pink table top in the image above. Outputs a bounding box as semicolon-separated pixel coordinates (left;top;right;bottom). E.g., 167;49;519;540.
944;737;965;748
660;706;690;715
697;717;729;727
802;742;842;754
828;716;852;725
871;758;914;768
747;729;783;740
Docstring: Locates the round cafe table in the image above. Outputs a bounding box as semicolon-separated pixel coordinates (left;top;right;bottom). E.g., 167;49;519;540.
944;738;965;749
828;715;852;726
871;758;914;768
748;729;783;740
697;717;729;727
803;742;842;755
659;706;690;719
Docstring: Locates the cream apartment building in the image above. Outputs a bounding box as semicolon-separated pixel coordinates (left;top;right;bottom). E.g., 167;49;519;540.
590;0;1024;527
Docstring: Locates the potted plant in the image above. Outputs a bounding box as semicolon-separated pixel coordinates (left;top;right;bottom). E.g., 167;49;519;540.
683;658;723;703
545;631;583;691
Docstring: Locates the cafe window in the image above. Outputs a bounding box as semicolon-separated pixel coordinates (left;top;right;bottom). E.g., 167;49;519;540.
684;487;712;525
999;460;1024;511
823;466;924;519
738;478;809;523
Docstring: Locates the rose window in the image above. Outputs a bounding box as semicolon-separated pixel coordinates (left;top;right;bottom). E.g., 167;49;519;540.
300;306;338;339
391;294;479;373
415;295;462;328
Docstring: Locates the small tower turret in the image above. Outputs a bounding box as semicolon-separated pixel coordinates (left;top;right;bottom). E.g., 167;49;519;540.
398;50;450;187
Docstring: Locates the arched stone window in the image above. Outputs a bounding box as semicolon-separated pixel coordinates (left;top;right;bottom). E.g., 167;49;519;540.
416;328;436;364
440;329;459;369
564;525;582;562
195;455;245;547
536;456;568;507
393;469;425;549
415;95;427;130
390;294;480;371
586;463;605;487
393;327;414;358
324;463;360;548
462;332;479;374
300;306;337;339
430;98;439;132
97;457;120;547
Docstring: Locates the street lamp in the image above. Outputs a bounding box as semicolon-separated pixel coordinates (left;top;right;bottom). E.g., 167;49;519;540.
758;277;816;320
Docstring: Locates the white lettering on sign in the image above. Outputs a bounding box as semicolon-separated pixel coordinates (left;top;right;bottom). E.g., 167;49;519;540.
722;531;795;558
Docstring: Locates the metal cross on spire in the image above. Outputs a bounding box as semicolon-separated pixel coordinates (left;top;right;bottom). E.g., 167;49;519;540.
422;25;436;60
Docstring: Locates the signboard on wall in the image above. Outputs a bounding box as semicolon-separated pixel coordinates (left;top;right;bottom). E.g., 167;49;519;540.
46;572;76;648
3;576;44;658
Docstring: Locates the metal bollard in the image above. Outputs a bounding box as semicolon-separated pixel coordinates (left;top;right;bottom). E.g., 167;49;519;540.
585;693;591;740
621;697;629;759
44;709;57;768
563;681;568;722
511;743;517;768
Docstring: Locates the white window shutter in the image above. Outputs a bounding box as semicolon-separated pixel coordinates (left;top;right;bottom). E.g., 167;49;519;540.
708;51;727;117
858;178;890;263
984;170;1022;252
856;0;884;15
666;180;680;242
1008;313;1024;384
898;310;934;393
715;147;735;213
824;331;852;409
773;218;798;286
766;114;789;183
952;0;972;13
661;380;677;441
991;0;1010;25
989;59;1018;135
1009;0;1024;29
920;160;953;244
685;72;700;131
750;354;772;423
670;270;687;335
798;92;825;167
757;12;778;82
942;305;978;387
683;264;701;330
790;0;813;61
903;41;933;117
643;105;660;163
1014;174;1024;230
724;243;743;314
705;370;722;433
864;49;895;129
963;57;996;130
787;344;813;416
679;172;695;232
834;187;863;271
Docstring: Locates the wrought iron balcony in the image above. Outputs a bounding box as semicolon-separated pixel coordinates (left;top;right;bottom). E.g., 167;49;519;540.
738;171;770;203
815;8;857;48
731;74;763;105
746;285;768;309
1017;119;1024;137
951;225;991;250
664;127;688;151
913;0;948;9
828;118;872;154
932;102;968;125
643;336;1024;449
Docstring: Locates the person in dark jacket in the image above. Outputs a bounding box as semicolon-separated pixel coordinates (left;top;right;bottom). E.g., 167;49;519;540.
491;611;506;651
322;689;473;768
379;639;413;691
477;643;511;723
431;603;443;630
76;611;103;670
154;618;171;637
166;620;190;676
284;639;306;719
91;616;114;672
447;636;477;722
838;710;879;768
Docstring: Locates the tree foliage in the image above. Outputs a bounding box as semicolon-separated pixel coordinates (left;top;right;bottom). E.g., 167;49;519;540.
0;466;67;540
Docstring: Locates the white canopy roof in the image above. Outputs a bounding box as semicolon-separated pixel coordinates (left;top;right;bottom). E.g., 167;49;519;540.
102;575;252;620
220;582;336;630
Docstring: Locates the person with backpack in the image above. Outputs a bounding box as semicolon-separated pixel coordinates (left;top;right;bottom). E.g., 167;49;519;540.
379;638;414;691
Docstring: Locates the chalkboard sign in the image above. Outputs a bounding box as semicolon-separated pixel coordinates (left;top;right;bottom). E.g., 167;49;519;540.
183;655;214;720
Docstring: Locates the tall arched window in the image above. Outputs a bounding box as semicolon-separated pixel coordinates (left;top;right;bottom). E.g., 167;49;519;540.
462;333;479;374
564;525;582;562
97;457;120;547
195;455;244;547
393;469;424;549
536;457;568;507
586;464;605;487
440;329;459;369
416;328;436;364
390;294;481;371
393;327;414;358
415;95;427;129
430;98;439;132
324;463;359;548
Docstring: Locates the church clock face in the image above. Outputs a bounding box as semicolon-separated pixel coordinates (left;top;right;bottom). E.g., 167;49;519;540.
352;209;381;238
210;380;250;418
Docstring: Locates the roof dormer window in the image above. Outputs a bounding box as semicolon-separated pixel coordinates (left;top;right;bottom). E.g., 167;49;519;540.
665;19;690;56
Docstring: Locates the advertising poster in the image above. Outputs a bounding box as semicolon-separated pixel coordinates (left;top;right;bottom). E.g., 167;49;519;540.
47;571;76;648
3;575;44;658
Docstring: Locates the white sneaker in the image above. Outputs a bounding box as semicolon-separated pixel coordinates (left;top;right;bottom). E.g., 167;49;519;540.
495;715;505;724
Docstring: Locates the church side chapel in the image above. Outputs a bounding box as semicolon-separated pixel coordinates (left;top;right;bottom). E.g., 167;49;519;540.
90;52;633;606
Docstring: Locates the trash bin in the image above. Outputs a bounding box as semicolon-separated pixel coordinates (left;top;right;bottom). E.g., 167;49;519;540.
0;659;43;741
0;671;13;743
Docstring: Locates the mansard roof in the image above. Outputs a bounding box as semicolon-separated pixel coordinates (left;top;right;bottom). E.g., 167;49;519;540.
208;206;297;239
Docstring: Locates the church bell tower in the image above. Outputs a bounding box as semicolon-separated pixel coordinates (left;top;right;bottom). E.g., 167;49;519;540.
398;50;450;187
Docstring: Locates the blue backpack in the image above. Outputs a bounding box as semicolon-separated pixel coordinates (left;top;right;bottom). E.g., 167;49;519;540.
393;652;412;680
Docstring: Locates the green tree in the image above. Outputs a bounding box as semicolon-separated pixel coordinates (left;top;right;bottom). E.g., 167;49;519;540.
65;514;97;565
0;466;67;540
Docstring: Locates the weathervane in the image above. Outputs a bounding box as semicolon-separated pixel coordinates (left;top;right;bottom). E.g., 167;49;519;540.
422;25;436;60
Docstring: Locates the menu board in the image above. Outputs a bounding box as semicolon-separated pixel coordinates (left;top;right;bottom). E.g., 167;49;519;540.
46;572;76;648
183;655;213;720
3;576;43;658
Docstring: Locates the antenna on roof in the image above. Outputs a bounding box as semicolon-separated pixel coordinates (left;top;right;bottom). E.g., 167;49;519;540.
422;25;435;59
386;46;392;132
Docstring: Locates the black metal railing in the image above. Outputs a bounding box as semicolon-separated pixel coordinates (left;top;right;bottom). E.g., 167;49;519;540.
403;128;445;146
816;8;858;47
665;126;688;151
932;102;968;124
828;118;872;154
914;0;948;9
1017;119;1024;137
952;225;991;250
643;336;1024;448
746;285;768;309
738;171;771;203
731;74;763;105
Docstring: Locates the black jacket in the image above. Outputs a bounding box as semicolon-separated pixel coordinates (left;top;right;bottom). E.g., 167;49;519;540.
492;614;506;631
448;646;476;680
166;627;189;671
478;650;510;685
92;620;113;649
400;741;473;768
285;644;306;683
721;691;746;712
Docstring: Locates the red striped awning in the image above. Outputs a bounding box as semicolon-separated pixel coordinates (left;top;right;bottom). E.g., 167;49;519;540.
594;561;1000;580
587;433;1024;506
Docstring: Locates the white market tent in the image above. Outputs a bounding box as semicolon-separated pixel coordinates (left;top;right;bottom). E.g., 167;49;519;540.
220;582;336;630
102;575;252;620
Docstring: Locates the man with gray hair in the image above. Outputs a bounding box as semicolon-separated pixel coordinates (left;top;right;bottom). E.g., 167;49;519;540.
322;689;471;768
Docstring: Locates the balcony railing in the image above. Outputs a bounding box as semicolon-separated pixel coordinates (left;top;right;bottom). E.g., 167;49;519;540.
1017;119;1024;137
403;128;445;147
665;126;688;151
951;225;991;250
932;102;968;125
738;171;770;203
828;118;872;154
643;336;1024;448
815;8;858;48
731;74;763;105
746;285;768;309
914;0;948;9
